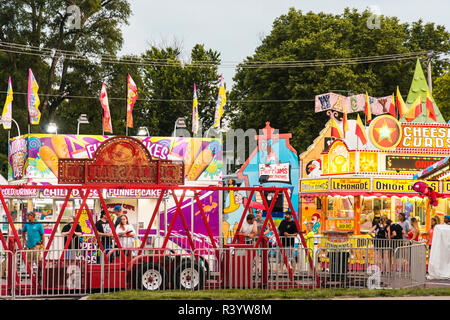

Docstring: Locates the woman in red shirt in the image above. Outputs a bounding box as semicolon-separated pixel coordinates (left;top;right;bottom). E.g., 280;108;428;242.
408;217;420;241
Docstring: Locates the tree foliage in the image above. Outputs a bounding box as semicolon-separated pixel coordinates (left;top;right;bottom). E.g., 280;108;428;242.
229;8;450;152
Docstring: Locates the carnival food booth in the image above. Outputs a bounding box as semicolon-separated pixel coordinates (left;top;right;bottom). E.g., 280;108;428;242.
4;133;223;249
299;60;449;239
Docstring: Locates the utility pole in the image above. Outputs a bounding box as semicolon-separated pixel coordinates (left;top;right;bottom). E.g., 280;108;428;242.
426;50;434;92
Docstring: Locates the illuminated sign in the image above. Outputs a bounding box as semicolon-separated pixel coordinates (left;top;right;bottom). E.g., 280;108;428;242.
398;124;450;150
386;156;444;172
373;179;439;193
300;179;329;192
330;178;370;191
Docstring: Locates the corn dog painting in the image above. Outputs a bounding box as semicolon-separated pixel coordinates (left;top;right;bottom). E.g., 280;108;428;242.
8;134;222;184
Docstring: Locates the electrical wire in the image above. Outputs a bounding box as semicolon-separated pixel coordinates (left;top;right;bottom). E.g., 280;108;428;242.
0;41;434;69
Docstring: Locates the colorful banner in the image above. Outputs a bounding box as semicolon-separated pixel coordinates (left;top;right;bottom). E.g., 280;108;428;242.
373;179;439;193
126;74;138;128
2;76;13;130
213;75;226;128
27;69;41;125
100;82;113;133
8;136;27;180
8;134;222;184
315;92;391;115
330;178;371;192
300;179;329;192
192;83;199;134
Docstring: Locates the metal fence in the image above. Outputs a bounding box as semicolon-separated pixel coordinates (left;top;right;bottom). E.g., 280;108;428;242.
0;236;427;299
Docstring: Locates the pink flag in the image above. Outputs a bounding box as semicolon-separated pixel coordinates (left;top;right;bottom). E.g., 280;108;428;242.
126;74;138;128
100;82;113;133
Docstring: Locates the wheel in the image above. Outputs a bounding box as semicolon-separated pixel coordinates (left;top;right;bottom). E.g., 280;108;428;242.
137;262;168;291
174;260;205;290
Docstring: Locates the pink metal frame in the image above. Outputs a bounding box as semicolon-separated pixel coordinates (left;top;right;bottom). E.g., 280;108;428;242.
0;184;319;292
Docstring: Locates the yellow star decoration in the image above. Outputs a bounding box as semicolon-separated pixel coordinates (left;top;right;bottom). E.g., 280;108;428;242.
375;120;394;143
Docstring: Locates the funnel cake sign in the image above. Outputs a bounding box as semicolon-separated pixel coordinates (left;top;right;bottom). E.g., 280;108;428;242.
58;136;184;185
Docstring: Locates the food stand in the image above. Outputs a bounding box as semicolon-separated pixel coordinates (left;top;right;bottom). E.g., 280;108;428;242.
299;60;449;237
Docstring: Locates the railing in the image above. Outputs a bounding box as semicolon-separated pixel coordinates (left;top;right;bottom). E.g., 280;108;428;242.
0;237;427;299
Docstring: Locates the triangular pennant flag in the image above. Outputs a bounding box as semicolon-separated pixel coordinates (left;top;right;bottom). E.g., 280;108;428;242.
405;95;422;122
355;114;368;145
396;86;408;118
100;82;113;134
364;92;372;123
426;89;436;122
342;107;348;138
330;118;343;139
388;93;396;118
2;77;13;130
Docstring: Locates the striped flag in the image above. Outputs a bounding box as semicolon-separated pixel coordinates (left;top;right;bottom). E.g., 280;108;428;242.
100;82;113;133
28;69;41;125
388;93;396;118
330;118;344;139
355;114;368;145
364;92;372;123
192;83;199;134
2;77;13;130
425;89;436;121
213;75;226;128
126;74;138;128
405;95;422;122
396;86;408;118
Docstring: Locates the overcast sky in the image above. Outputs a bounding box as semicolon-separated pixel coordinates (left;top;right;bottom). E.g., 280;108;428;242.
120;0;450;87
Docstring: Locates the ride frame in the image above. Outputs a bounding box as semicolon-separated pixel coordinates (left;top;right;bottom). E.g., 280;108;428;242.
0;183;320;291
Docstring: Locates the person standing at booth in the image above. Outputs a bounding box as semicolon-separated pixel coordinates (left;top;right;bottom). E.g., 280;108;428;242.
238;214;257;244
95;210;113;262
116;215;136;256
21;212;45;268
61;215;83;259
113;205;124;228
278;211;299;271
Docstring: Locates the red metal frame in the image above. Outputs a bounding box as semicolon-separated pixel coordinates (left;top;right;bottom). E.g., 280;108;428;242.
0;184;319;292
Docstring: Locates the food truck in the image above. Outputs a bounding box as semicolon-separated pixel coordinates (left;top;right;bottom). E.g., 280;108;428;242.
299;59;450;238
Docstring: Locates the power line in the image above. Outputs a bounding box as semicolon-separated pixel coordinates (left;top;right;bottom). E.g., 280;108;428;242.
0;41;432;69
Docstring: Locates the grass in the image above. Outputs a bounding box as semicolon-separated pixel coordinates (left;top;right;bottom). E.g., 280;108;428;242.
87;287;450;300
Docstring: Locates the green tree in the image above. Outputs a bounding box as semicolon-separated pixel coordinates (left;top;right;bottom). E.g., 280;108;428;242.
229;8;450;152
433;72;450;120
140;44;222;136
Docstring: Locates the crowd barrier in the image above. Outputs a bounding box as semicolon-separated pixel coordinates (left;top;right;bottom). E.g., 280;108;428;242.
0;236;427;299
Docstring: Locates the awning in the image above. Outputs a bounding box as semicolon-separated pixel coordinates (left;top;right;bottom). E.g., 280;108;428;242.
413;156;450;180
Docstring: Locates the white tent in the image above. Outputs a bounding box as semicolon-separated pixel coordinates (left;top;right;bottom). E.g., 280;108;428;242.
428;224;450;280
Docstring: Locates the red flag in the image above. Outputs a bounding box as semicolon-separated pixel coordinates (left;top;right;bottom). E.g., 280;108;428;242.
405;95;422;122
342;107;348;138
126;74;138;128
355;114;368;145
330;118;343;139
396;86;408;118
426;89;436;121
100;82;113;133
388;93;396;118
